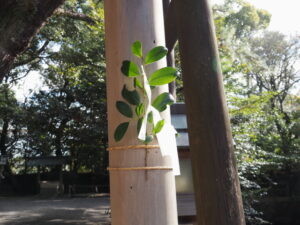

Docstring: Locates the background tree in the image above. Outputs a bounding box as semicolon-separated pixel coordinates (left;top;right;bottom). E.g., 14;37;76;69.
174;0;299;223
24;68;107;173
0;0;65;81
0;84;24;175
1;0;107;175
1;0;299;223
212;1;300;224
0;0;103;83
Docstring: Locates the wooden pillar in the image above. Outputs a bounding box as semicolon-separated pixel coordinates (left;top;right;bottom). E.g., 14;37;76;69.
174;0;246;224
104;1;178;225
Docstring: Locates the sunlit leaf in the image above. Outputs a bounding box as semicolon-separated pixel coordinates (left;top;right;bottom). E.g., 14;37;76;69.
121;60;140;77
135;103;145;117
144;46;168;65
152;92;175;112
134;78;143;89
153;119;165;134
148;67;177;86
132;41;143;58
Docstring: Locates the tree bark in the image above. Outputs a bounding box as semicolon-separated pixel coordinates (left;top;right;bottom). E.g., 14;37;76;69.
104;0;178;224
0;119;9;156
175;0;245;224
54;8;97;25
0;0;64;82
55;117;68;193
163;0;178;54
163;0;177;100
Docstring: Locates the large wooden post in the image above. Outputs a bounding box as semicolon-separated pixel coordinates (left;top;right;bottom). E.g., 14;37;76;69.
104;1;178;225
175;0;246;224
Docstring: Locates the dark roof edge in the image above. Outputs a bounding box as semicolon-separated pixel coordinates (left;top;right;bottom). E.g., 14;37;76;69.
171;102;186;114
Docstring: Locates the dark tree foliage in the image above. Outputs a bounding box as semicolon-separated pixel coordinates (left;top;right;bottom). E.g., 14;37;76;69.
24;69;107;173
1;0;108;174
0;84;24;175
0;0;299;224
0;0;65;81
213;1;300;224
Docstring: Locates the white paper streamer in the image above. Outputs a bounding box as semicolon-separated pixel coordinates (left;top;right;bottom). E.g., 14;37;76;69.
137;67;180;176
152;106;180;176
138;69;152;141
156;123;180;176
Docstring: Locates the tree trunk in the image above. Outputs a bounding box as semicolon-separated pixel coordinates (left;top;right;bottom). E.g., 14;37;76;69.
104;0;178;224
175;0;246;224
163;0;177;100
54;118;68;193
0;0;64;82
0;119;12;176
0;119;9;156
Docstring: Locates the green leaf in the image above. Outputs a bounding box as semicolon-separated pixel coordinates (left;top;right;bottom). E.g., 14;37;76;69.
121;60;140;77
148;67;177;86
132;41;143;58
144;135;154;144
152;92;175;112
135;103;145;117
116;101;133;118
137;117;143;134
147;111;153;124
122;85;140;105
134;78;143;89
114;122;129;142
153;119;165;134
144;46;168;65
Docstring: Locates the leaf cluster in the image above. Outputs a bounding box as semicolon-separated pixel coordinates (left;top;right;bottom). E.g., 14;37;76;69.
114;41;177;143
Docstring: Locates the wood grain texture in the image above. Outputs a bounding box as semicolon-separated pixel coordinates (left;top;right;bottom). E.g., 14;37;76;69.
104;0;178;224
174;0;246;224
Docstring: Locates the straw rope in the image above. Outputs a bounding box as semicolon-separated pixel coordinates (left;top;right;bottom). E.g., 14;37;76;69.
107;166;172;171
107;145;160;151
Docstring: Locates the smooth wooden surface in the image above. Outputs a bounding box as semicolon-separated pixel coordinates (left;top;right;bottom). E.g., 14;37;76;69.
104;0;178;224
175;0;246;224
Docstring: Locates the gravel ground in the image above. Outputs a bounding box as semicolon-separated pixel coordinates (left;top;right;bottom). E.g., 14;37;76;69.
0;196;111;225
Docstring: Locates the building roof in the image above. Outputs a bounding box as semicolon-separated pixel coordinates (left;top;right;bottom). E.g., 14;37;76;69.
0;155;9;165
171;103;189;148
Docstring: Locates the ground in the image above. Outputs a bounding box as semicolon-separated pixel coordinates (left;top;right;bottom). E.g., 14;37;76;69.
0;194;195;225
0;196;111;225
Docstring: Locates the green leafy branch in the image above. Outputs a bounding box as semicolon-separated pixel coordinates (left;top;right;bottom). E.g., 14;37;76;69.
114;41;177;144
